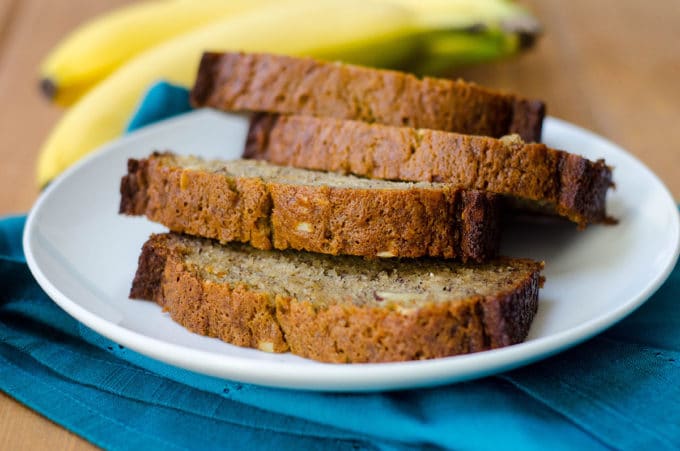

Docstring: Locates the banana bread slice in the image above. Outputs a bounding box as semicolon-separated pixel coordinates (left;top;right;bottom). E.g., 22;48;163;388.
190;52;545;142
120;153;500;262
131;233;544;363
245;114;614;227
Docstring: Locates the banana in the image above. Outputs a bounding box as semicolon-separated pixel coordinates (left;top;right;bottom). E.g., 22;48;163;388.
385;0;541;74
41;0;539;107
379;0;538;30
407;29;532;75
37;0;418;187
40;0;277;106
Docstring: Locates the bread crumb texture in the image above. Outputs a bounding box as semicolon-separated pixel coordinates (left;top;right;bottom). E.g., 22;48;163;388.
130;233;543;363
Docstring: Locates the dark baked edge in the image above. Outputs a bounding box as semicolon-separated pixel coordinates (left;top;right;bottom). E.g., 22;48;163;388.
119;158;149;216
556;154;616;228
130;233;543;363
510;98;546;143
190;52;222;108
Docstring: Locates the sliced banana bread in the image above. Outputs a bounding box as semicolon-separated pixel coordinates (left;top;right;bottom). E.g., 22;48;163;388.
131;233;544;363
120;153;500;262
245;114;614;227
190;52;545;142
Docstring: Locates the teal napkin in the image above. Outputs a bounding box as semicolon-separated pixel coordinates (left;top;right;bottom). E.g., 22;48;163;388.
1;82;678;450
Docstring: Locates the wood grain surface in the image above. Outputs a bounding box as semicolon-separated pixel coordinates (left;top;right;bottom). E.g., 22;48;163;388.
0;0;678;449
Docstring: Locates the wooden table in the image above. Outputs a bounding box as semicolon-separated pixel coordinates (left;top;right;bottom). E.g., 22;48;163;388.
0;0;678;448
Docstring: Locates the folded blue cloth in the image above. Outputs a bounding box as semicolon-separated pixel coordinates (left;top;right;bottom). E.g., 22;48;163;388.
1;82;678;450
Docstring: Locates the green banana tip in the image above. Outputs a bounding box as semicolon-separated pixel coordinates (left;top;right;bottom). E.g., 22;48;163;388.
39;78;57;100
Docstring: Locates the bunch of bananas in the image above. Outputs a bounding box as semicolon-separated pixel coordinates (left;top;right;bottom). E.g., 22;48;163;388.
37;0;540;187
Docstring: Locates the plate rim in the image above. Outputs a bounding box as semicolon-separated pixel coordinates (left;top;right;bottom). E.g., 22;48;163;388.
23;110;680;391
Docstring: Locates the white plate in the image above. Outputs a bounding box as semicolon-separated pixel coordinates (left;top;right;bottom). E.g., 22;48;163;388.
24;110;680;391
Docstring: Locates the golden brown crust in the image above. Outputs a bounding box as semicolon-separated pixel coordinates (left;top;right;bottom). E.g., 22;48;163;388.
245;114;614;227
132;235;288;352
277;269;541;362
190;52;545;142
130;234;543;363
119;153;501;262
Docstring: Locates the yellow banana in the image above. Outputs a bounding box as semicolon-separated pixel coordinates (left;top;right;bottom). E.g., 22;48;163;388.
37;0;417;187
41;0;539;106
378;0;538;30
40;0;277;106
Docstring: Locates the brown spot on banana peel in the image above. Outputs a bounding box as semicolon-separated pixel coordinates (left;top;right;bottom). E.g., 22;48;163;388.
40;78;57;101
